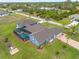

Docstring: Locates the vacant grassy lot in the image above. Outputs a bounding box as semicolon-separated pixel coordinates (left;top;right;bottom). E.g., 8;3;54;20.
0;13;27;24
0;14;79;59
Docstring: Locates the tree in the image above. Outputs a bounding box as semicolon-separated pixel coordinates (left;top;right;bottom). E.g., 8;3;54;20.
65;25;77;44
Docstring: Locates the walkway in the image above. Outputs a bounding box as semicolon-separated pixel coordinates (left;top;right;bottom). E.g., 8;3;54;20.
57;34;79;50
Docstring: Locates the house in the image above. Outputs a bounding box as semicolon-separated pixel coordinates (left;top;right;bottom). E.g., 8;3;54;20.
0;11;9;17
76;6;79;10
39;7;59;10
15;9;23;12
14;19;62;48
69;14;79;22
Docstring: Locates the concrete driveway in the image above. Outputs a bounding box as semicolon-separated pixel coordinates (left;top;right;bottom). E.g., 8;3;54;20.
57;34;79;50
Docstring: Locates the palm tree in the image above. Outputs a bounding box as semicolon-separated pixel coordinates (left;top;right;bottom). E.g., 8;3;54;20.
66;25;77;43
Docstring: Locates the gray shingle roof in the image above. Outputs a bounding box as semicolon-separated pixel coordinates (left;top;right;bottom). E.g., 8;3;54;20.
17;20;62;44
17;19;37;28
25;24;47;33
69;14;79;20
33;28;62;43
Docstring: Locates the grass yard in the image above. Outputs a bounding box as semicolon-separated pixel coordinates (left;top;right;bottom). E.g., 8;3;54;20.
58;18;71;25
71;33;79;42
0;13;27;24
41;22;64;29
41;22;60;28
16;12;40;22
0;13;38;25
0;14;79;59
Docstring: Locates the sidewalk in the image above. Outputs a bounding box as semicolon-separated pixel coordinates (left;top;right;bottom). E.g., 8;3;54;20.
57;34;79;50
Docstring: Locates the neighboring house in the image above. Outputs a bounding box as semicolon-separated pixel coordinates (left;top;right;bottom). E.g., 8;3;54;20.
15;9;23;12
39;7;58;10
0;11;9;17
65;21;79;28
76;6;79;10
68;14;79;28
14;19;62;48
69;14;79;22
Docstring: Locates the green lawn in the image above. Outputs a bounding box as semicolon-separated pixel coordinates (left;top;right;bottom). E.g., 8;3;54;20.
58;18;71;25
16;12;39;22
0;14;79;59
41;22;59;28
0;13;39;25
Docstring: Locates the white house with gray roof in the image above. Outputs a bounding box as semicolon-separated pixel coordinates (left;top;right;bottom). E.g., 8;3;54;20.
14;19;63;48
69;14;79;22
0;11;9;17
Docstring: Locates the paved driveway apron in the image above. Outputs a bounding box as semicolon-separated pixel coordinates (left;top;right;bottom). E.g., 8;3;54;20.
57;34;79;50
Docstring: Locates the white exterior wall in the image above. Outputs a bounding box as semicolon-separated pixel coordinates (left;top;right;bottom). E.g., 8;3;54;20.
16;24;20;28
49;32;62;43
49;35;56;43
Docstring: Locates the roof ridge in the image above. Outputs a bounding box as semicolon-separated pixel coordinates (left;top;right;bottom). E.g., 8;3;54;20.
31;27;48;35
